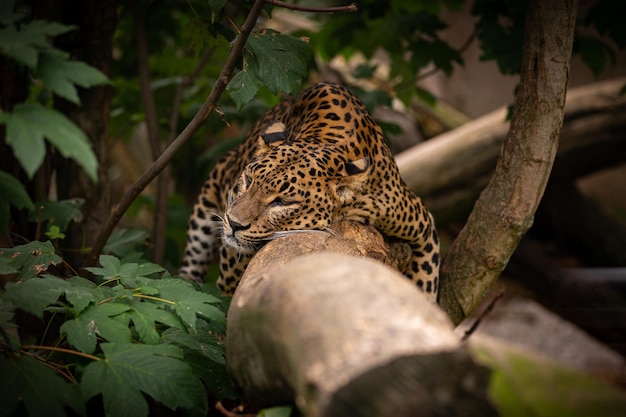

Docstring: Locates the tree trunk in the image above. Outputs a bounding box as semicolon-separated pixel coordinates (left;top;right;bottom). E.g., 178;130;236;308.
437;0;579;324
40;0;119;267
226;221;498;417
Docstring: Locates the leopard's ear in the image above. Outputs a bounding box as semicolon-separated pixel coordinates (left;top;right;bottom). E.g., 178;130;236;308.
259;121;287;146
345;156;370;176
334;156;371;202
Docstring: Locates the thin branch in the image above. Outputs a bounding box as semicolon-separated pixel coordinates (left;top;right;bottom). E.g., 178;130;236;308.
265;0;357;13
21;345;101;361
84;0;268;268
460;289;504;342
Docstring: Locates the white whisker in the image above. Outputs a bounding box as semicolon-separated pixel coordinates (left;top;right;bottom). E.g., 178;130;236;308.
270;229;332;240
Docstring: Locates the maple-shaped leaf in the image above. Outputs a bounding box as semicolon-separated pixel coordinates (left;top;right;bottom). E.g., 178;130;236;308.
27;198;84;232
124;301;184;345
37;52;109;105
63;276;113;314
144;278;223;331
0;20;73;69
85;255;164;284
3;276;70;318
0;240;62;279
81;343;206;417
60;302;131;354
0;103;98;181
0;355;85;417
161;326;224;365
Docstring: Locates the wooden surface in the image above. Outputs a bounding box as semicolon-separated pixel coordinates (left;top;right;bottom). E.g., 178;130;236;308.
225;221;497;416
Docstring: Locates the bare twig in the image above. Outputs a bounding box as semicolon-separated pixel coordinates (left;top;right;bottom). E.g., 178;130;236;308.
460;289;504;342
84;0;268;268
265;0;357;13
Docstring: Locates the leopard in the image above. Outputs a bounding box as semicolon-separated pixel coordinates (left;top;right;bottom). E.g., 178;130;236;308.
179;82;440;302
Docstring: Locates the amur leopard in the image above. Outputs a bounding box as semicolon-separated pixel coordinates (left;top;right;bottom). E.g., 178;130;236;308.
179;82;440;301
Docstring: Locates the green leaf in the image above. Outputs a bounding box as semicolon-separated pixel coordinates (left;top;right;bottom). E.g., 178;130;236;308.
84;254;121;280
0;20;74;69
246;30;311;96
63;276;111;314
86;255;164;284
61;302;131;354
0;241;62;280
161;326;224;365
104;229;150;258
0;170;35;233
37;52;109;104
28;198;84;231
126;301;184;345
45;225;66;240
0;103;98;181
147;278;223;331
0;355;85;417
227;67;261;109
0;171;36;212
81;343;206;417
0;256;18;275
4;276;69;318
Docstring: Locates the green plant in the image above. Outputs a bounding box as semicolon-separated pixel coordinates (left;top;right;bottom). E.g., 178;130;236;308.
0;242;234;417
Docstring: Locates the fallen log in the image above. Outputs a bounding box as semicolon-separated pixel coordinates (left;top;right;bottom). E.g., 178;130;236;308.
225;221;497;417
395;77;626;223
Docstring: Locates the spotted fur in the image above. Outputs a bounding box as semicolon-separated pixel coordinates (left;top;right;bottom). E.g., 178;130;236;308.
180;82;440;301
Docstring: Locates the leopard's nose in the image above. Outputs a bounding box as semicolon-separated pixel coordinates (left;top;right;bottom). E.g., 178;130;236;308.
227;216;250;233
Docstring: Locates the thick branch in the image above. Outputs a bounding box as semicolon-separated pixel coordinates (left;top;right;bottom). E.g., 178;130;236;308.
226;221;497;417
438;0;579;324
84;0;267;267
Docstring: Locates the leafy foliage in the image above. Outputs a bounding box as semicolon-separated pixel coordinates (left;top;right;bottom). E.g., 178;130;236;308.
0;355;85;417
0;171;35;233
0;241;62;280
228;30;312;108
0;245;232;417
81;343;206;417
310;0;464;104
0;103;99;181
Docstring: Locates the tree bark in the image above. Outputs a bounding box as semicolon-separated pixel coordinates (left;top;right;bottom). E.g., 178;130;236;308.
226;221;498;417
44;0;119;267
437;0;579;324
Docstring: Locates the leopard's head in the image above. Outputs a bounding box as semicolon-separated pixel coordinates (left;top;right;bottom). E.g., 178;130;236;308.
222;121;371;252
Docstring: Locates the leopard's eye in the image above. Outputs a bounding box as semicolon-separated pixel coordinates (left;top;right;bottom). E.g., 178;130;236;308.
269;197;286;207
244;174;252;188
269;197;296;207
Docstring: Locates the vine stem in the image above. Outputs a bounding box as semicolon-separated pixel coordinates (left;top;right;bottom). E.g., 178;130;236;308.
21;345;101;361
83;0;268;268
